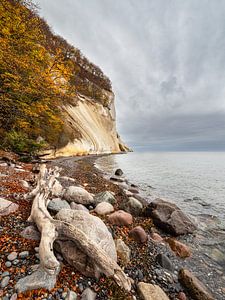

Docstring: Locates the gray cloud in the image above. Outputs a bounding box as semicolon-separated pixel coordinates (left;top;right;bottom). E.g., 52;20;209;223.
36;0;225;150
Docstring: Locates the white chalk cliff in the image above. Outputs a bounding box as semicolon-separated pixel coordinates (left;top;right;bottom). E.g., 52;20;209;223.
45;91;128;158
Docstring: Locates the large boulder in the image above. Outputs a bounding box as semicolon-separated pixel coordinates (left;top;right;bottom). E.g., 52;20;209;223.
63;186;94;205
137;282;170;300
145;199;196;235
55;209;117;277
93;191;116;205
0;198;19;216
121;197;143;216
165;238;191;258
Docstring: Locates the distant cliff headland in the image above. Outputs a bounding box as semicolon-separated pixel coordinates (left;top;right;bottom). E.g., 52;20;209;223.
0;0;128;157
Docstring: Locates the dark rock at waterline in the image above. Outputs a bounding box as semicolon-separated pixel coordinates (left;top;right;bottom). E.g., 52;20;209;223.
115;169;123;176
156;253;174;271
178;269;214;300
145;199;196;235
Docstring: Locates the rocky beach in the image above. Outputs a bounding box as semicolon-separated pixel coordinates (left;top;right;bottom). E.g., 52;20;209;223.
0;151;224;300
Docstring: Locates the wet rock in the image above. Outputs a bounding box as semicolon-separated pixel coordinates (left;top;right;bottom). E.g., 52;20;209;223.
81;288;96;300
15;266;59;292
93;191;116;205
0;198;19;216
20;225;41;240
7;252;17;261
179;269;214;300
52;180;64;197
115;169;123;176
137;282;170;300
94;202;114;215
121;197;143;216
145;199;196;235
110;175;125;182
55;209;117;278
1;276;10;288
70;202;89;212
64;186;94;205
156;254;174;271
108;210;133;226
19;251;29;259
129;226;148;243
47;198;70;212
65;290;77;300
166;238;191;258
128;187;139;194
115;239;131;266
150;232;164;243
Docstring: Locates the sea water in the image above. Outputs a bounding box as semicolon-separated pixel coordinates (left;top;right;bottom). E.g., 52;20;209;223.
96;151;225;228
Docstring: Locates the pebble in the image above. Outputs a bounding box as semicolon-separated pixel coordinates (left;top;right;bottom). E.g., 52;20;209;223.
19;251;29;259
5;262;12;268
156;253;174;271
7;252;17;261
10;294;17;300
35;247;39;253
2;272;10;277
1;276;10;288
12;259;19;266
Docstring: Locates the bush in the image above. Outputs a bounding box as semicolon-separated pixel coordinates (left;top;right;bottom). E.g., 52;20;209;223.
4;130;46;155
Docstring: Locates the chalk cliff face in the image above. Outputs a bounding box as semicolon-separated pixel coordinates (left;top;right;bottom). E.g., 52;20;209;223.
45;92;128;158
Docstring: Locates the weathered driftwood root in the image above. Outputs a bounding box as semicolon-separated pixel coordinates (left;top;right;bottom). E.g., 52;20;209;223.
18;164;131;292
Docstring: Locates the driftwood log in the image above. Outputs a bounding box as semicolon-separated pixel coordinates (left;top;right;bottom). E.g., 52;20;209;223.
20;164;131;292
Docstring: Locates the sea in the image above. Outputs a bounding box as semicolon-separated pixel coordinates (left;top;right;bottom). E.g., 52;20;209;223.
96;151;225;227
96;151;225;290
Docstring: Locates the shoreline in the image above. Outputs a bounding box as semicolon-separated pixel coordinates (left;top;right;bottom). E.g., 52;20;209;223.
0;152;224;299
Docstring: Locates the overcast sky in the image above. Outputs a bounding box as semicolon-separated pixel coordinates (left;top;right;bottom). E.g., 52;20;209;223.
36;0;225;151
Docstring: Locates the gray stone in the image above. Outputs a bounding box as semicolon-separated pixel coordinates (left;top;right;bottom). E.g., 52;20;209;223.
64;186;94;205
65;290;77;300
12;259;19;266
137;282;170;300
145;199;196;235
47;198;70;212
10;294;17;300
1;276;10;288
15;266;60;293
7;252;17;261
93;191;116;205
156;254;174;272
121;197;143;216
70;202;89;212
2;271;10;277
55;209;117;278
115;169;123;176
5;261;12;268
110;175;125;182
94;202;114;215
81;288;96;300
0;198;19;216
19;251;29;259
20;225;41;240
